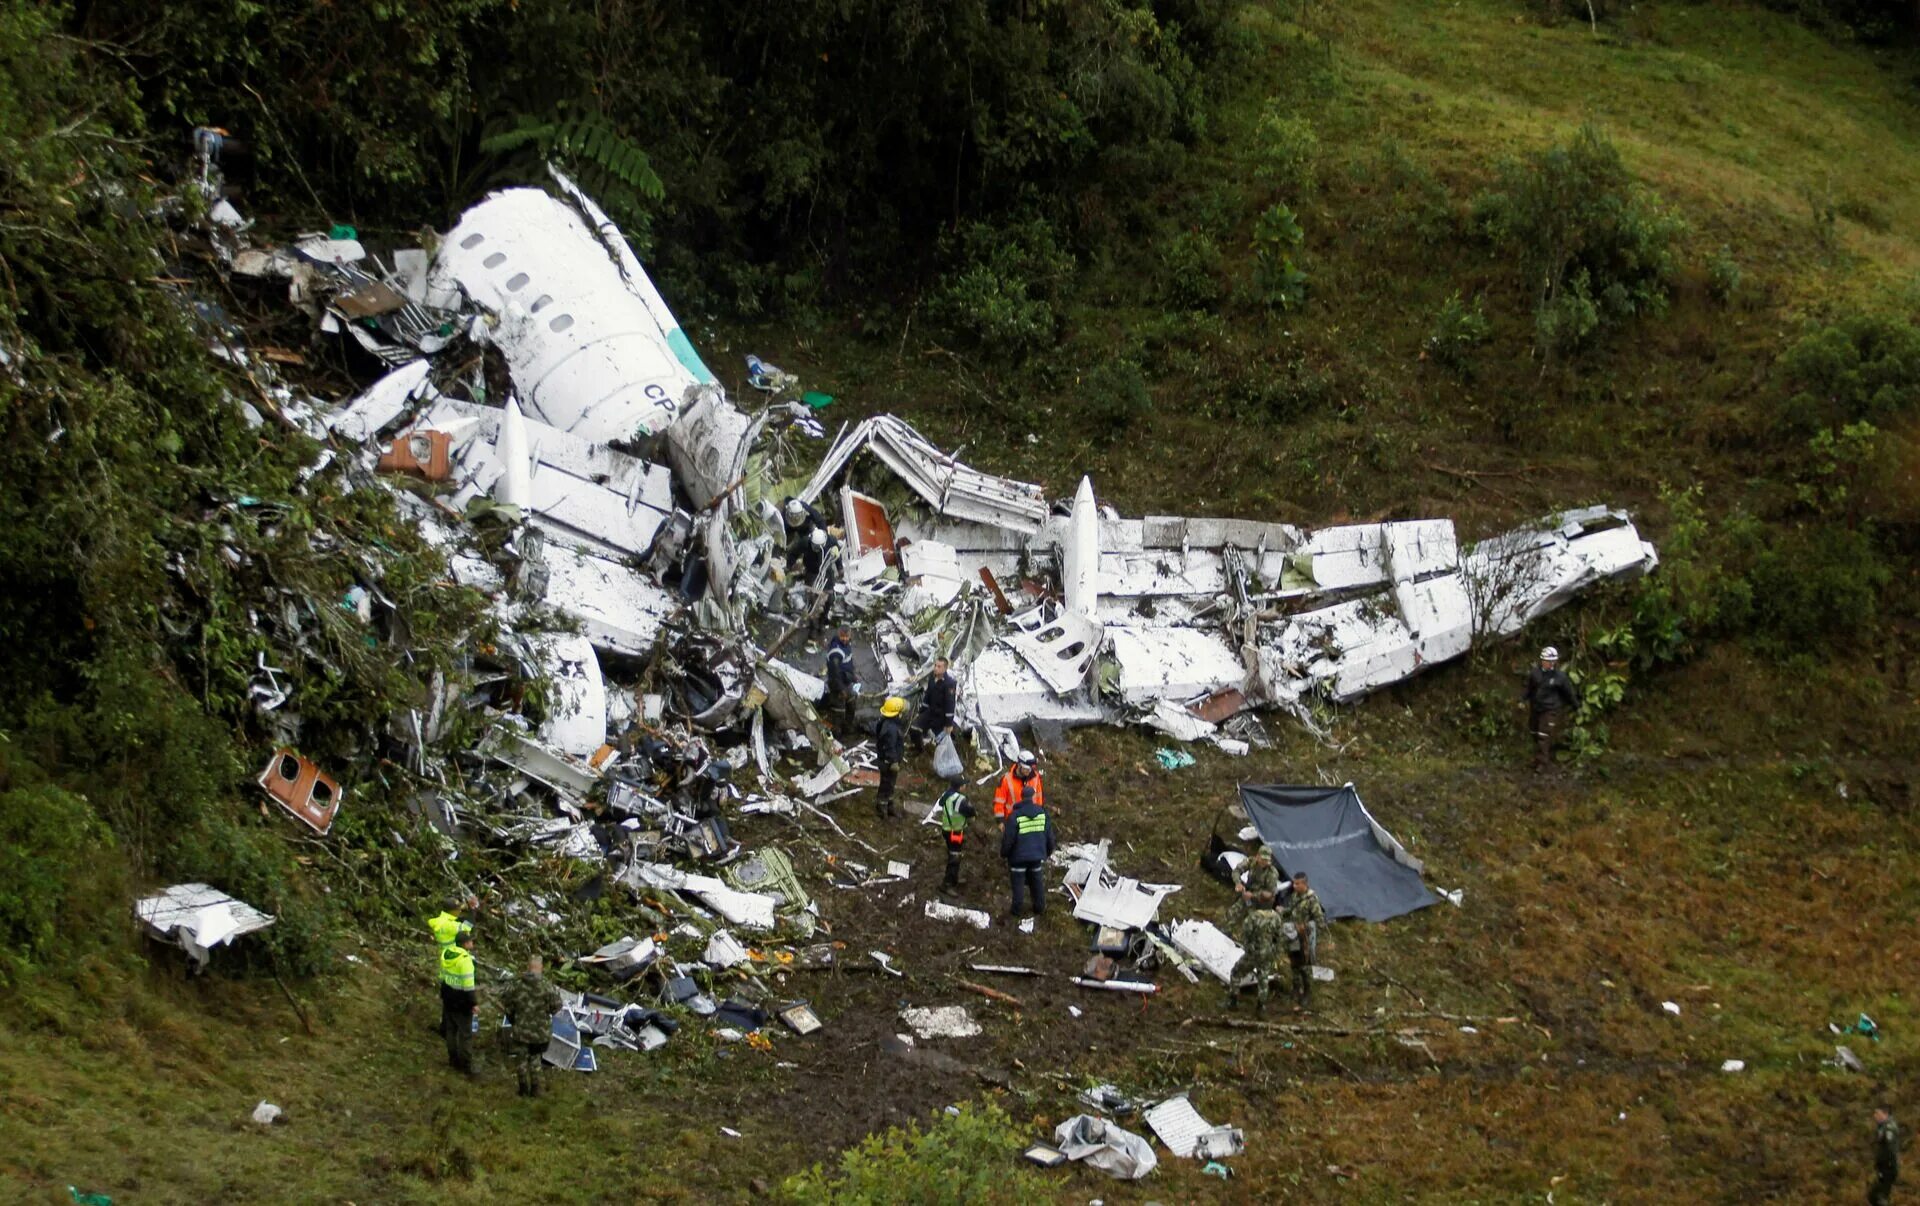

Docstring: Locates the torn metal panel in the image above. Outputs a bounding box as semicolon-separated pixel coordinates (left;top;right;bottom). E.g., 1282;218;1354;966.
485;728;599;796
799;416;1048;532
324;359;434;442
135;883;275;969
539;544;678;658
429;187;697;442
1385;518;1458;582
897;539;964;612
1464;509;1658;637
1053;1116;1159;1181
532;633;607;757
625;863;777;930
1002;606;1103;694
1168;919;1245;984
966;646;1109;727
257;749;343;834
1063;476;1100;618
579;936;657;981
1143;1095;1242;1160
663;387;753;511
1072;875;1179;931
1106;626;1245;708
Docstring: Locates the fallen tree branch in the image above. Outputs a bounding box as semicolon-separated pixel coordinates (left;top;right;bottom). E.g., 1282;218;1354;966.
953;977;1025;1008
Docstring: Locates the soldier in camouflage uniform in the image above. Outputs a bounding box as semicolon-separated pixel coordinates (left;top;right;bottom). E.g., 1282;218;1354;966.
1229;848;1281;929
1279;871;1327;1010
501;955;563;1097
1228;891;1285;1014
1871;1105;1901;1206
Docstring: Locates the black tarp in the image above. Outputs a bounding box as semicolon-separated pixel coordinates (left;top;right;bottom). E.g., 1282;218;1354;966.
1238;784;1438;922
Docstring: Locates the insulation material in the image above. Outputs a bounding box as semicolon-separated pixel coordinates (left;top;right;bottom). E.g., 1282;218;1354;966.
899;1005;981;1039
924;900;992;929
1053;1115;1159;1181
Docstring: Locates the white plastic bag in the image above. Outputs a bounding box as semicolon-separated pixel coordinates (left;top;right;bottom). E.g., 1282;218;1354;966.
931;732;963;780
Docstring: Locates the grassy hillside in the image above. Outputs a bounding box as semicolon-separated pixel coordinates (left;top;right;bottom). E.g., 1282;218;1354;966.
4;1;1919;1202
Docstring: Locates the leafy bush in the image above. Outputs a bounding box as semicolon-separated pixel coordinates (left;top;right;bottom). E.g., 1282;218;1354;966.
1425;291;1492;371
1084;360;1154;442
1474;125;1686;357
0;779;117;982
1628;486;1756;668
928;216;1075;361
783;1103;1048;1205
1160;229;1224;308
1776;313;1920;436
1707;246;1742;304
1255;105;1319;196
1747;525;1889;652
1251;203;1309;309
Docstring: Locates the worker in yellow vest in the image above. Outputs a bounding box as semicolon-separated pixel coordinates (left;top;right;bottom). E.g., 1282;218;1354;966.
439;932;478;1075
427;894;478;953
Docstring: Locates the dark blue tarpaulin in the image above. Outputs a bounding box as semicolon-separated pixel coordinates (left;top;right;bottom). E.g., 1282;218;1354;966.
1238;783;1438;922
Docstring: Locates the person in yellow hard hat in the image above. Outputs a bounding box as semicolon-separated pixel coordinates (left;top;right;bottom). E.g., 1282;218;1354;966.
874;695;908;820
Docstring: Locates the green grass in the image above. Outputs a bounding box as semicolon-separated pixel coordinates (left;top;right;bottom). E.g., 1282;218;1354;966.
7;0;1920;1201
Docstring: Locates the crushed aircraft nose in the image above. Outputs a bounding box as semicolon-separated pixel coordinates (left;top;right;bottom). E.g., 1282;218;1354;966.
135;883;275;971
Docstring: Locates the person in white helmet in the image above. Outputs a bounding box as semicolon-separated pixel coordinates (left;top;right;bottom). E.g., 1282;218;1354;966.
781;496;829;569
1519;646;1579;771
992;749;1043;819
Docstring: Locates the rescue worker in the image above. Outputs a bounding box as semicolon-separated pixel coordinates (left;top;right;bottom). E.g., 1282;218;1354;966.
1236;848;1281;918
1279;871;1326;1010
1000;785;1056;920
1871;1104;1902;1206
800;524;840;582
911;657;958;751
874;696;907;820
935;774;976;891
439;931;479;1075
782;496;828;565
1519;645;1579;771
1230;892;1285;1014
992;750;1044;820
823;626;858;735
502;955;563;1097
427;895;477;956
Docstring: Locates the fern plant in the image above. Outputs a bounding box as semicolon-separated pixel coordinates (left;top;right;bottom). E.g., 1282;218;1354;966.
480;110;662;236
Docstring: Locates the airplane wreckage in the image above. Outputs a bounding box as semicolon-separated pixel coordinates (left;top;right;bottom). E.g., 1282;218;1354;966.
193;162;1657;871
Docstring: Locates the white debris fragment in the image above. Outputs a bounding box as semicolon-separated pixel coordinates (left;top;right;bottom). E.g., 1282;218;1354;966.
703;930;749;969
899;1005;981;1039
1143;1095;1243;1160
134;883;275;970
251;1101;283;1126
924;900;991;930
1721;1060;1745;1073
1168;920;1244;984
1661;1001;1681;1017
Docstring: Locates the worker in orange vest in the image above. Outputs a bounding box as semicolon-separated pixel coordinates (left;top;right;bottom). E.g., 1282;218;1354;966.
992;750;1044;819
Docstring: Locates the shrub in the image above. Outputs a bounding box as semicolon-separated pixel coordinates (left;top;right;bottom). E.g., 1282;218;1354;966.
1776;313;1920;436
1474;125;1686;357
1255;105;1319;196
928;216;1075;361
1160;229;1224;309
1084;360;1154;442
1707;246;1742;304
1748;524;1888;652
783;1103;1048;1205
1629;485;1756;668
1425;291;1492;372
1251;203;1309;309
0;780;118;982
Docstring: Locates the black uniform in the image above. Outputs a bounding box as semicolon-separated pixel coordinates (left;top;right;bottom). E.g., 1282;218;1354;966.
912;671;959;749
1872;1116;1901;1206
1521;665;1579;769
824;636;857;733
783;499;829;567
874;714;906;819
1000;794;1057;918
